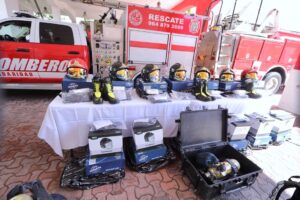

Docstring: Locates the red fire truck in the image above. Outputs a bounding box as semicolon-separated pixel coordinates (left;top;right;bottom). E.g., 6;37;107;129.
195;2;300;95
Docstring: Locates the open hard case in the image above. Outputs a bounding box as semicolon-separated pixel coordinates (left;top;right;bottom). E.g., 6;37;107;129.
178;108;262;199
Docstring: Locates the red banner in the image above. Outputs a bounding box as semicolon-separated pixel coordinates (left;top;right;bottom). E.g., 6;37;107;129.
127;5;204;36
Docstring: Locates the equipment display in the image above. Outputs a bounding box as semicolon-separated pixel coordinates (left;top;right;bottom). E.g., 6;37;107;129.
66;58;88;80
241;69;261;99
85;152;125;176
228;114;251;140
163;77;193;92
141;64;161;83
88;130;123;156
110;62;129;81
169;63;186;81
132;118;164;150
61;88;92;103
61;75;93;93
246;112;275;136
101;77;119;104
229;139;249;152
193;67;215;101
220;68;235;81
92;73;103;104
60;156;125;189
218;68;242;94
124;137;176;173
247;134;271;149
204;158;240;182
178;108;262;199
270;130;291;145
269;110;295;133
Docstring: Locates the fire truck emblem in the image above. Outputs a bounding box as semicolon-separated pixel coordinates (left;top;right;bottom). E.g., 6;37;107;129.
129;9;143;26
189;20;200;33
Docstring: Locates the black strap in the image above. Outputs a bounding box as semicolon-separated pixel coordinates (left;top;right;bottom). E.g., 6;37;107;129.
269;177;300;200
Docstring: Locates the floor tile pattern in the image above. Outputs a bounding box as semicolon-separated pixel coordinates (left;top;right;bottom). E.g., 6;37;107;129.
0;91;299;200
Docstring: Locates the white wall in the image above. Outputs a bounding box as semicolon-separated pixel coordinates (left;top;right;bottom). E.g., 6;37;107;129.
0;0;19;20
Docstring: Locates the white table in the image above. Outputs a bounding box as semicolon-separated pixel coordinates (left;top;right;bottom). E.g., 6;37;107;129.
38;92;277;157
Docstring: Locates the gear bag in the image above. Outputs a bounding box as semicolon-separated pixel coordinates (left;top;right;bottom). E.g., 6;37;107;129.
269;176;300;200
7;180;66;200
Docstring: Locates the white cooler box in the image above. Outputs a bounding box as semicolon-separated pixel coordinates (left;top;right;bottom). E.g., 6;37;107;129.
269;110;295;133
245;112;275;136
132;118;163;150
88;129;123;156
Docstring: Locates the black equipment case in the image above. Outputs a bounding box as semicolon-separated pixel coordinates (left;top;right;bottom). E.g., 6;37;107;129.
179;108;262;199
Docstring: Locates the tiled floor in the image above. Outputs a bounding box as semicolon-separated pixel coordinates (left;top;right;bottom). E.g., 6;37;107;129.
0;90;299;200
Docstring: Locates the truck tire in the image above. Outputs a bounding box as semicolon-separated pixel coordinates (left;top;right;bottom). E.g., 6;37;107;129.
263;72;282;95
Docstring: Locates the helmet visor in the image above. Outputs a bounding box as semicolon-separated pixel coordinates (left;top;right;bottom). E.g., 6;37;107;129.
174;70;186;81
116;69;128;80
221;73;233;81
246;72;257;80
196;71;209;80
67;67;87;79
149;70;160;82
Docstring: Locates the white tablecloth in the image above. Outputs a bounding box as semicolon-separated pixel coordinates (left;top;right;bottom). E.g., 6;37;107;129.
38;92;277;157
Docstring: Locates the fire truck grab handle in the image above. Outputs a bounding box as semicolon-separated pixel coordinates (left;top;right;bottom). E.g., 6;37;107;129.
67;51;80;55
16;48;30;52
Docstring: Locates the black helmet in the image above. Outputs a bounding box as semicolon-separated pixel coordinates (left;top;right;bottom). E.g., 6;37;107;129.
220;68;235;81
194;67;211;81
110;62;129;81
169;63;186;81
141;64;160;82
195;152;219;170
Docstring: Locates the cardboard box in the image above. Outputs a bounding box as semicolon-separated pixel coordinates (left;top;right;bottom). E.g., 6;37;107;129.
219;81;241;91
136;79;168;94
127;138;167;165
246;113;275;135
112;80;134;89
207;80;219;90
85;152;125;176
62;75;93;92
163;77;193;91
247;134;271;147
269;110;295;133
88;129;123;156
229;139;249;152
228;115;251;140
270;130;291;143
132;119;164;150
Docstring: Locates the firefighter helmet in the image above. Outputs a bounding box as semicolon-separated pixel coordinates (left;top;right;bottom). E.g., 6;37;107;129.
241;69;258;80
220;68;235;81
141;64;160;83
194;67;211;81
66;58;88;79
169;63;186;81
110;62;129;81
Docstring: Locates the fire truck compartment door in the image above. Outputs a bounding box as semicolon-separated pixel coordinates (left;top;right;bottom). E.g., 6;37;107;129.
128;29;169;64
168;34;197;79
259;40;284;63
279;40;300;66
235;36;264;61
